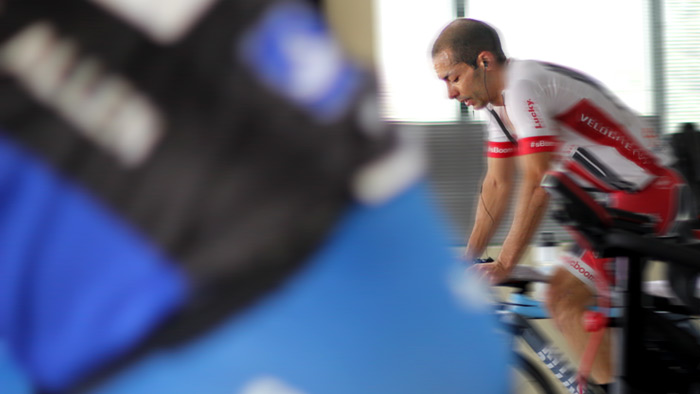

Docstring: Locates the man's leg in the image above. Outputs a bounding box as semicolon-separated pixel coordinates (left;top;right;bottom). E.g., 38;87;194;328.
545;267;614;384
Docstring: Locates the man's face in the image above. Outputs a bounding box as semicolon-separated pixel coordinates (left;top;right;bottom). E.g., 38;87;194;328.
433;50;488;110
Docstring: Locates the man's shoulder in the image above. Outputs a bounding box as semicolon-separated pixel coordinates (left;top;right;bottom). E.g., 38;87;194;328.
509;59;606;92
506;59;551;83
503;60;552;102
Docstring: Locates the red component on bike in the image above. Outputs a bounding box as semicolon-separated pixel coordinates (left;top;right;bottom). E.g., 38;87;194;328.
583;311;607;332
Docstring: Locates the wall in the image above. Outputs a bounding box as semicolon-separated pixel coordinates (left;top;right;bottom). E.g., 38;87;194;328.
323;0;376;68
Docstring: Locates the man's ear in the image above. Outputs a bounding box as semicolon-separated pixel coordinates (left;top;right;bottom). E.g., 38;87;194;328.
478;51;493;69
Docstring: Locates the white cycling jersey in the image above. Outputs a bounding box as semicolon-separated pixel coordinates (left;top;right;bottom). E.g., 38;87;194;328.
485;59;675;192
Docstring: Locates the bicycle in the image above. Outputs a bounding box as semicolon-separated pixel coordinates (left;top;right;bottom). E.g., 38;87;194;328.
478;170;700;394
480;260;608;394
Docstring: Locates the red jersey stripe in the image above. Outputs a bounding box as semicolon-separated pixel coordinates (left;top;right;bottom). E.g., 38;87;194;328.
554;99;665;175
486;141;517;158
518;135;559;155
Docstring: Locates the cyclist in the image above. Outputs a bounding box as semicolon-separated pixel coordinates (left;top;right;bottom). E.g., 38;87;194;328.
432;18;687;385
0;2;509;393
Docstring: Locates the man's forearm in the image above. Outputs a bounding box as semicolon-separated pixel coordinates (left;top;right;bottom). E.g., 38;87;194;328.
466;175;513;259
497;179;550;269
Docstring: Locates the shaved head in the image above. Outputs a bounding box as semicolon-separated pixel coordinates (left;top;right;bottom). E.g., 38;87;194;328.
431;19;506;68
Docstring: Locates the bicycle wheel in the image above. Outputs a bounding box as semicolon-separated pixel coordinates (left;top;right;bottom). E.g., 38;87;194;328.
511;352;557;394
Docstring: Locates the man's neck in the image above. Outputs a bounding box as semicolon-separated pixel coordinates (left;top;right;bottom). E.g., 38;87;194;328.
489;59;508;107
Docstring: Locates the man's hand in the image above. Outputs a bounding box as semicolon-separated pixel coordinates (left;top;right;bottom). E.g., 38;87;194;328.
469;259;512;284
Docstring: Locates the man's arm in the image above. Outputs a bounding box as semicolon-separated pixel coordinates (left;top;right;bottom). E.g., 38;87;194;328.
496;152;553;274
470;152;553;282
465;156;516;260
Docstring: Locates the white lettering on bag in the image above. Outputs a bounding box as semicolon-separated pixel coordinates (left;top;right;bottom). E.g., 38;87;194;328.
0;23;164;167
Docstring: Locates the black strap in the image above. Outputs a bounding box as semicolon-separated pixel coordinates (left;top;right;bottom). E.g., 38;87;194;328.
572;148;636;191
488;108;518;147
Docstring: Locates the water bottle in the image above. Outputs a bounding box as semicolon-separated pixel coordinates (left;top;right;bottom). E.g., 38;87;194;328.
533;232;558;301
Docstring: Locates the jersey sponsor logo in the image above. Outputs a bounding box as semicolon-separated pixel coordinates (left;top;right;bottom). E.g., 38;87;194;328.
555;99;665;176
563;254;594;281
579;112;656;168
0;22;164;167
486;141;517;158
530;140;557;149
518;136;558;155
89;0;217;43
526;99;545;129
489;146;516;154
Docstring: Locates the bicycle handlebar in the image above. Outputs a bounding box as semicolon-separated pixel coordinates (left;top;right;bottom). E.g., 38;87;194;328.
472;258;550;288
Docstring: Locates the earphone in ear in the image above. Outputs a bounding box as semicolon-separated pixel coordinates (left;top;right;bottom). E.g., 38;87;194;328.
483;60;489;68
